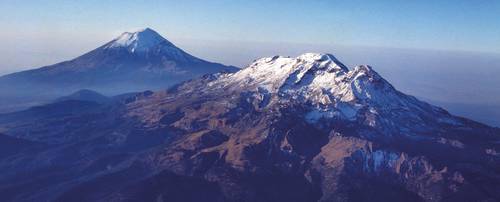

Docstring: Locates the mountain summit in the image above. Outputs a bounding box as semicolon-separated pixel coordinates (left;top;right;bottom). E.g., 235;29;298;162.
0;28;237;112
102;28;199;63
104;28;172;52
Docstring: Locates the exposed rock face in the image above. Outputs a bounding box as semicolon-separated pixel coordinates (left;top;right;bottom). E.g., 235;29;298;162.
0;53;499;201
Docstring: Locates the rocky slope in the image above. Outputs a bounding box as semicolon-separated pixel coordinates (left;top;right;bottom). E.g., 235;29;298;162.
0;53;499;201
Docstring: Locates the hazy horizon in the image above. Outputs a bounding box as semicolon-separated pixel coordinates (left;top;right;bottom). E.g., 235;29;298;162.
1;0;500;73
2;34;499;126
2;34;500;76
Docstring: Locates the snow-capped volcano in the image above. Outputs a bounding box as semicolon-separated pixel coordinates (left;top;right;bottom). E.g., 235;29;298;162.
220;53;410;105
102;28;200;63
219;53;387;104
105;28;171;52
0;28;237;112
198;53;461;132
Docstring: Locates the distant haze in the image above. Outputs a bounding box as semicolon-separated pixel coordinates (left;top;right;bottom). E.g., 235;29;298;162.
1;0;499;74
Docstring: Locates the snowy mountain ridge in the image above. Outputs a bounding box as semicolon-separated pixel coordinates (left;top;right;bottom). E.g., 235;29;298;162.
216;53;390;103
203;53;459;128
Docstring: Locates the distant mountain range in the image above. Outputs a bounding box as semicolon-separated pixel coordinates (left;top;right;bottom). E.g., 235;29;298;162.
0;28;237;113
0;53;499;201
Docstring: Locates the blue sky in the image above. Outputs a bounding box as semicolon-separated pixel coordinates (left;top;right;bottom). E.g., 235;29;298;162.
0;0;499;73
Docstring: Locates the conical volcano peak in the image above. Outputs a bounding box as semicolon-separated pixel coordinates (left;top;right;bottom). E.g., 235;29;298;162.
0;27;237;105
105;28;174;52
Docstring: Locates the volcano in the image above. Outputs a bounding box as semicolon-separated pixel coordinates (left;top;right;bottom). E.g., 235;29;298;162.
0;28;237;112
